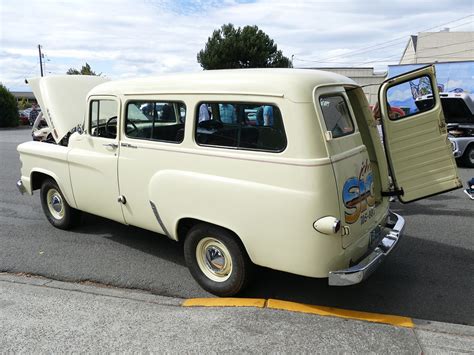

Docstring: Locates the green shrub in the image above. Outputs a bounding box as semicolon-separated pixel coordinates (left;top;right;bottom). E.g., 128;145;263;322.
0;83;19;127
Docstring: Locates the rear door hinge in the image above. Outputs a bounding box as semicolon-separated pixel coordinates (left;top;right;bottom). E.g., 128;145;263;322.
381;188;404;197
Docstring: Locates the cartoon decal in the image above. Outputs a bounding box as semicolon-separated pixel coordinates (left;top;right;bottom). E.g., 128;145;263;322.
342;159;376;224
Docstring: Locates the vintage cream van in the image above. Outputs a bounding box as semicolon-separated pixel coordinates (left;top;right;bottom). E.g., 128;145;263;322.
17;67;461;296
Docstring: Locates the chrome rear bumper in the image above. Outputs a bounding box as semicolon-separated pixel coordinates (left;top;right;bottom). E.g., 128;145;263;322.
16;179;26;195
328;211;405;286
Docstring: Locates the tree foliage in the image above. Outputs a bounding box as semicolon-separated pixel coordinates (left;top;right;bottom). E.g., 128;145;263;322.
197;24;292;70
66;62;100;75
0;83;19;127
18;97;32;110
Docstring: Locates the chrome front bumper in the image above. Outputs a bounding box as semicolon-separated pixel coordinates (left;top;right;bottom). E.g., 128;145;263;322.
16;179;26;195
328;211;405;286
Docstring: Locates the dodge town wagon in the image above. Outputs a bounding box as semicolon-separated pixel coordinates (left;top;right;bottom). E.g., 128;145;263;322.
17;67;461;295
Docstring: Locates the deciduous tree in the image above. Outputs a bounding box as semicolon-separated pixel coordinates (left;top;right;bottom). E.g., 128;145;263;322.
66;63;100;75
197;24;292;70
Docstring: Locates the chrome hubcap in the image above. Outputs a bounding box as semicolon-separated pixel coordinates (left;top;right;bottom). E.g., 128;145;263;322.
196;237;232;282
47;189;64;220
205;246;226;272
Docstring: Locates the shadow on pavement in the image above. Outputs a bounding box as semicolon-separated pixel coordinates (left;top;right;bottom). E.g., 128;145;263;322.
241;234;474;326
76;211;474;325
73;213;186;267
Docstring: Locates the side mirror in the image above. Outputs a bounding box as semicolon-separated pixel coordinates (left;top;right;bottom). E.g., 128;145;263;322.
75;124;84;135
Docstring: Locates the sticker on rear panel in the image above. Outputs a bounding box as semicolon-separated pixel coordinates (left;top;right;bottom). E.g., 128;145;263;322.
342;159;376;224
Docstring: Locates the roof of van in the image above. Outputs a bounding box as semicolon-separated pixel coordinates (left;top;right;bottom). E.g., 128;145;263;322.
88;69;357;102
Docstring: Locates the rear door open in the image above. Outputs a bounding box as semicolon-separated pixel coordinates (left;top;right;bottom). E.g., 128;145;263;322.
379;65;462;202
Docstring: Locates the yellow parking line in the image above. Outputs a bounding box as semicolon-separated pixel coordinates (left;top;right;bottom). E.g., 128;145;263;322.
183;297;414;328
266;299;414;328
183;298;266;308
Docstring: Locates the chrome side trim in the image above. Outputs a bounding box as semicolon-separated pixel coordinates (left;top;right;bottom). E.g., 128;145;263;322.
328;211;405;286
149;201;172;239
121;142;138;148
16;180;26;195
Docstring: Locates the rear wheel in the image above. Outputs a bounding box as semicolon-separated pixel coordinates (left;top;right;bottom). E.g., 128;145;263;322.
40;178;81;229
461;144;474;168
184;224;252;296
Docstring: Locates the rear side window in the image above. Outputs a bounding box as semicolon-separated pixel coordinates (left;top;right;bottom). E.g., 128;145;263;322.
195;102;286;152
125;101;186;143
319;95;354;138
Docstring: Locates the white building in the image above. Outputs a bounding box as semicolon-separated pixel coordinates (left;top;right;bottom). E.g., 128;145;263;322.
400;30;474;64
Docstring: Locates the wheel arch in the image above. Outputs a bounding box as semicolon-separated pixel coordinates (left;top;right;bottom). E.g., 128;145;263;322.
30;169;77;208
176;217;253;262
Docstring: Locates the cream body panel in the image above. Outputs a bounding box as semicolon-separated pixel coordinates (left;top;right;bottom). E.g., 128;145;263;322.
147;163;348;278
380;65;462;202
17;141;76;207
89;69;356;104
314;86;390;249
68;132;125;224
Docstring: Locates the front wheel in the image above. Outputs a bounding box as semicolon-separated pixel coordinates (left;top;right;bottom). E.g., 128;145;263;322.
461;145;474;168
40;178;81;230
184;224;253;296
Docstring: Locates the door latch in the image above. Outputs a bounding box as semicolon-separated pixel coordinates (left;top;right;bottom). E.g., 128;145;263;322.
117;195;127;204
103;143;118;149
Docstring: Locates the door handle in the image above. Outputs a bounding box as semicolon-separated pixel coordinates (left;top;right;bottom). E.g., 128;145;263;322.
103;143;119;149
121;142;138;148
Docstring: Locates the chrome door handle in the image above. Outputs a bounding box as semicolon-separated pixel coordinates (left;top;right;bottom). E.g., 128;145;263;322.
103;143;119;149
121;142;138;148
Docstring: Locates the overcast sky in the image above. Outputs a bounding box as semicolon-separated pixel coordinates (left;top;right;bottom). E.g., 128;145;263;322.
1;0;473;91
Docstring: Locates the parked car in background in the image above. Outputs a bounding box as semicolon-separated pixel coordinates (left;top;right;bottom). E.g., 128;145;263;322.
18;110;30;125
28;105;41;126
416;92;474;168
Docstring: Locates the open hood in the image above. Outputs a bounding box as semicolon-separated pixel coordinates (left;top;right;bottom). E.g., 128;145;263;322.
441;97;474;124
28;75;109;143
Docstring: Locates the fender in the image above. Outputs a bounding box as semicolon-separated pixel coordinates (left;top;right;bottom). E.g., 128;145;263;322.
147;168;343;277
29;168;77;208
17;141;76;208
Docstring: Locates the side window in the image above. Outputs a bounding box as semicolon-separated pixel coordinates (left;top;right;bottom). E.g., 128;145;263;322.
89;99;117;139
386;75;434;120
319;95;354;138
195;102;286;152
125;101;186;143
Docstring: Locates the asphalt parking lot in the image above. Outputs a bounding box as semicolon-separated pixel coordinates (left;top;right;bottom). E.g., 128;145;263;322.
1;127;473;325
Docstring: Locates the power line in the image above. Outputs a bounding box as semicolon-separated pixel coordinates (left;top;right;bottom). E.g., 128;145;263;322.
294;14;474;64
294;39;474;66
354;41;474;65
297;15;473;63
296;47;474;69
294;21;473;65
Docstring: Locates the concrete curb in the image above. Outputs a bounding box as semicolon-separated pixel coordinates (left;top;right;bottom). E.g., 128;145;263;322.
1;272;473;353
2;272;472;333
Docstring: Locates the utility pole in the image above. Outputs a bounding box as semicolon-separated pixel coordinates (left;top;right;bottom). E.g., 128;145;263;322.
38;44;44;77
